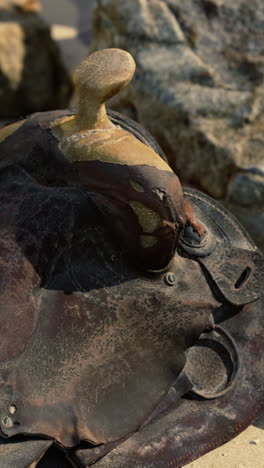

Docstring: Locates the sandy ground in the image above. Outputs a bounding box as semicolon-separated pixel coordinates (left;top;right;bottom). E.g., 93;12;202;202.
1;1;263;466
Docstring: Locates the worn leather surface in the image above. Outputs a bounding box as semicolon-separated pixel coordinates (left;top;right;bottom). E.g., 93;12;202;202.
0;110;263;467
0;110;187;271
0;164;218;446
181;189;263;305
0;109;167;175
0;439;52;468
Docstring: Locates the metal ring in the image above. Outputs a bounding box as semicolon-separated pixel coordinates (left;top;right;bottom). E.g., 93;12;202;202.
180;222;209;249
179;222;217;258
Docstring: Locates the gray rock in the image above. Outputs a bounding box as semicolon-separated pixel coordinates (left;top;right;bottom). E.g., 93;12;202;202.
228;171;264;206
225;169;264;249
91;0;264;249
0;1;72;118
224;201;264;250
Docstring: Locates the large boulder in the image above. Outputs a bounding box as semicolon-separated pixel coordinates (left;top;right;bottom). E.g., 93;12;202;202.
91;0;264;250
0;0;72;118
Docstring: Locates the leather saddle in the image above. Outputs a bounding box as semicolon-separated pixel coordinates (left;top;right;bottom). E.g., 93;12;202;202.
0;49;263;468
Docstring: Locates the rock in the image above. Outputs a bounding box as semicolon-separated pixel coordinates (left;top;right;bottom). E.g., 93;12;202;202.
249;439;260;444
228;170;264;207
0;0;72;118
0;0;40;11
91;0;264;249
224;168;264;249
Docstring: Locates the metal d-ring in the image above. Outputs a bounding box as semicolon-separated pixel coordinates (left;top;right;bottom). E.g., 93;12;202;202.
188;325;240;400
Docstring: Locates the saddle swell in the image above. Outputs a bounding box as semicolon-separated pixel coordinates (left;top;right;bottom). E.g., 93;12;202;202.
0;109;188;271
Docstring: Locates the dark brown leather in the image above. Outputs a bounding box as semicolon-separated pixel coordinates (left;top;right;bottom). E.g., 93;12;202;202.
180;189;263;305
0;165;218;446
0;111;263;468
0;110;186;271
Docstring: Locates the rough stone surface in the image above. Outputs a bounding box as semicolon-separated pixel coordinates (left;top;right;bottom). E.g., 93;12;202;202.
91;0;264;250
225;168;264;248
228;170;264;207
0;0;72;118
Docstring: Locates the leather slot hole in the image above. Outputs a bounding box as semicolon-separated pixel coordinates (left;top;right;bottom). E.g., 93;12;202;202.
234;267;251;289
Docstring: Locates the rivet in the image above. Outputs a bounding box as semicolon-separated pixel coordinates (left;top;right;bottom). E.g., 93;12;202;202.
2;416;13;428
164;272;176;286
9;405;17;415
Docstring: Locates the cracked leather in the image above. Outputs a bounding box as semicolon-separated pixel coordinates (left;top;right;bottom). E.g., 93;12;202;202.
0;110;263;467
